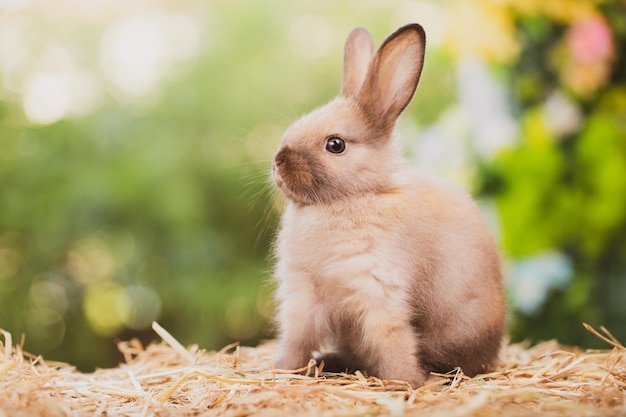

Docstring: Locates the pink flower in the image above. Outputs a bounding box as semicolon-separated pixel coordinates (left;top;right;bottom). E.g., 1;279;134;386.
567;15;614;64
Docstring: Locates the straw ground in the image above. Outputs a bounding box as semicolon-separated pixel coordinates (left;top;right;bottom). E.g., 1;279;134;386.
1;322;625;416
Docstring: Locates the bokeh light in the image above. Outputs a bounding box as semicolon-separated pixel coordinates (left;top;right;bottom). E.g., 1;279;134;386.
83;281;131;336
100;12;200;100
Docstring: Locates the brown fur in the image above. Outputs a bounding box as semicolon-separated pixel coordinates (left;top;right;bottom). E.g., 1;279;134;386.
271;23;506;388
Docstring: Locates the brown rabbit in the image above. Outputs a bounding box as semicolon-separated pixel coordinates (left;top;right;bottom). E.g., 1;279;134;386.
271;23;506;387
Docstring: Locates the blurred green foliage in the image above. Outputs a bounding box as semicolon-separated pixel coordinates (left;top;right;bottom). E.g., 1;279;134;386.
480;0;626;346
0;0;624;370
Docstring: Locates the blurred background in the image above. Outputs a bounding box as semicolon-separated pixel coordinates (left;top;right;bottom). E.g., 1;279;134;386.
0;0;624;371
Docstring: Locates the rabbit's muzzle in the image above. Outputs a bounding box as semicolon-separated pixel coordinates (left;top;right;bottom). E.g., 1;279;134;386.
272;146;324;205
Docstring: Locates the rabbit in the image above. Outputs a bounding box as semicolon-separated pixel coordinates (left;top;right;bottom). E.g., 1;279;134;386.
270;23;506;388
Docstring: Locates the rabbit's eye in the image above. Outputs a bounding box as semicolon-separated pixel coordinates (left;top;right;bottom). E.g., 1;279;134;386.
325;137;346;154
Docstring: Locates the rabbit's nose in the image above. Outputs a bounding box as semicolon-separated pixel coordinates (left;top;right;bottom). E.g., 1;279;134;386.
273;148;288;169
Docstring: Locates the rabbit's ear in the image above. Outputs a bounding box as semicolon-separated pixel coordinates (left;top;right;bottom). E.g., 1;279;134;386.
341;27;374;98
358;24;425;133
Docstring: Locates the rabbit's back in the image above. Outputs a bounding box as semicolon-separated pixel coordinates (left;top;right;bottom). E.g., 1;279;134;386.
401;172;506;375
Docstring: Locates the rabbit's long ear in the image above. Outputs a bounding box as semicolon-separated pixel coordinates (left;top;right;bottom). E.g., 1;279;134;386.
341;27;374;98
358;24;425;133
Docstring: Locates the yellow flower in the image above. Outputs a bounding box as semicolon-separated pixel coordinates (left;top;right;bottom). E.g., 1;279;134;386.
496;0;600;23
443;0;606;65
443;1;520;63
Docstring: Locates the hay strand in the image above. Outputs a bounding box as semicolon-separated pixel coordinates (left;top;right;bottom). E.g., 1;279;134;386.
583;322;625;351
151;321;195;364
0;323;624;416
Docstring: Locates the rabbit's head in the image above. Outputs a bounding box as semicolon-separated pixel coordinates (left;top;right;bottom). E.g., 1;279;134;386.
272;24;426;206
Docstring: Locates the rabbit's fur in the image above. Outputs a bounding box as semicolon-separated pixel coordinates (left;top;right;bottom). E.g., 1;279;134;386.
271;23;506;387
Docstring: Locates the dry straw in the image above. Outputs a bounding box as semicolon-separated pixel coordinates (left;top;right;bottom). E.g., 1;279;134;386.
1;322;625;416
